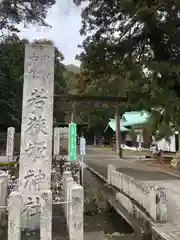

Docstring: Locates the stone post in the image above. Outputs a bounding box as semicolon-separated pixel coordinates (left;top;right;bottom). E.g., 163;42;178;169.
8;191;22;240
19;44;55;229
108;165;116;185
40;190;52;240
6;127;15;162
94;136;97;147
53;127;60;157
69;183;84;240
155;186;168;222
63;171;72;192
64;176;74;225
149;186;168;222
67;179;75;226
60;127;63;149
0;171;9;207
63;171;73;217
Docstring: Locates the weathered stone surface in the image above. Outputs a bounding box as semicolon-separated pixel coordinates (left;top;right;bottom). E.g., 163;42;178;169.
40;190;52;240
154;186;168;222
0;172;8;220
53;127;60;156
116;192;134;214
19;44;55;229
69;183;84;240
60;127;63;149
108;164;168;223
6;127;15;161
0;170;9;219
107;165;116;184
0;173;8;220
66;179;75;225
63;171;72;188
8;191;22;240
63;171;73;218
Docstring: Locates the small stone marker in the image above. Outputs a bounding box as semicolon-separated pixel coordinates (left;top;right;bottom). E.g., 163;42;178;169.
40;190;52;240
6;127;15;161
69;183;84;240
80;136;86;156
53;127;60;156
94;136;97;147
136;130;143;150
60;127;63;148
8;191;22;240
19;44;55;229
67;178;74;225
0;171;9;207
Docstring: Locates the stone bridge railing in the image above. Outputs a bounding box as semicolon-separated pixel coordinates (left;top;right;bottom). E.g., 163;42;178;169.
0;170;8;218
63;171;84;240
108;165;168;223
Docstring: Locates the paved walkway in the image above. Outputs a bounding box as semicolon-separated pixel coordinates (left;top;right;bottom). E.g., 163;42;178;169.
84;148;180;239
84;148;179;181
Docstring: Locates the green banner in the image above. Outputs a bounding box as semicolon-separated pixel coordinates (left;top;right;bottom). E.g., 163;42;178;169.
68;122;77;160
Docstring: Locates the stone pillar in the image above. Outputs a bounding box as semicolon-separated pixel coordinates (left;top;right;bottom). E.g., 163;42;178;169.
53;127;60;156
108;165;116;185
63;171;72;196
149;186;168;222
67;178;75;225
155;186;168;222
62;127;68;152
19;44;55;229
69;183;84;240
64;176;74;225
0;171;9;206
8;191;22;240
60;127;63;149
63;171;72;187
40;190;52;240
63;171;73;216
6;127;15;162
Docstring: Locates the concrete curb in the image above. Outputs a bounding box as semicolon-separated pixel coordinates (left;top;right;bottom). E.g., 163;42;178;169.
120;156;180;178
153;167;180;179
84;163;107;183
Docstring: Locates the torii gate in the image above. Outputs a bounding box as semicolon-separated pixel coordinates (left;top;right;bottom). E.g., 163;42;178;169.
54;94;128;158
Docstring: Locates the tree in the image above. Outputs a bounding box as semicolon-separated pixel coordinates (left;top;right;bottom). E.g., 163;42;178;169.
75;0;180;137
0;35;68;130
64;64;80;92
0;0;55;36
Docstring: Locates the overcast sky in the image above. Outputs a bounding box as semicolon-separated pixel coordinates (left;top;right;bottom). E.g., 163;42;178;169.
18;1;84;66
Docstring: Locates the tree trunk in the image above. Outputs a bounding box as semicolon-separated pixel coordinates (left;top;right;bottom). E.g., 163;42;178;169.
115;106;122;158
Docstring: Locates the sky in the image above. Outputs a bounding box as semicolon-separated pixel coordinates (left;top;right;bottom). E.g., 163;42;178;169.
18;1;84;66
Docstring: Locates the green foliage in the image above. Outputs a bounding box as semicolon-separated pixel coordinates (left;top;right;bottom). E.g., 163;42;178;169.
144;110;174;141
74;0;180;138
64;65;80;92
0;0;56;34
0;161;17;166
0;35;68;130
